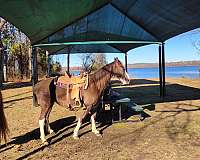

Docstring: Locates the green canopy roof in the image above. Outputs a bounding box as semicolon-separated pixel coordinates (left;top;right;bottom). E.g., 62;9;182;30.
0;0;109;44
0;0;200;54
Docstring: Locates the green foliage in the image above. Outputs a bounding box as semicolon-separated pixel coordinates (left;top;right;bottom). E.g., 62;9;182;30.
37;48;47;77
50;61;62;75
51;62;62;73
1;23;28;80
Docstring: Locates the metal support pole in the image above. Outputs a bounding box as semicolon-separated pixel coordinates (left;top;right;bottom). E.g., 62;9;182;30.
119;105;122;121
32;47;38;85
47;55;50;77
32;47;38;106
46;50;50;77
125;53;128;72
159;44;163;97
161;43;166;97
67;47;71;73
67;52;70;73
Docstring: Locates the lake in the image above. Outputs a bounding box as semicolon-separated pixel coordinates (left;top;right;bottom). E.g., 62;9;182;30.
71;66;200;79
128;66;200;78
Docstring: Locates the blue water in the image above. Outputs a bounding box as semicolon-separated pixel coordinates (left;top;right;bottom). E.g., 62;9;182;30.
71;70;81;76
71;66;200;78
128;66;200;78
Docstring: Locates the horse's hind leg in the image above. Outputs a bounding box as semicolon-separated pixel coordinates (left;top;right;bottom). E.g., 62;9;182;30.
73;118;82;140
45;106;54;134
91;112;101;136
39;104;50;144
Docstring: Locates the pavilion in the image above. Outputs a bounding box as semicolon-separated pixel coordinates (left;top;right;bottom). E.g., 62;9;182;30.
0;0;200;100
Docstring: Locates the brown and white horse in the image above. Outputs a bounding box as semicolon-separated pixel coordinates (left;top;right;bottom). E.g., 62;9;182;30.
0;91;9;144
33;58;130;144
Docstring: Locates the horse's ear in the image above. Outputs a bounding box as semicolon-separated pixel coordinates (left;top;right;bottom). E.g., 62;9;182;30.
114;57;118;61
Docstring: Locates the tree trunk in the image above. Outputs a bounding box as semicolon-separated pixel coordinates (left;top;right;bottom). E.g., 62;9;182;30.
28;46;32;80
0;39;4;88
19;44;23;80
3;48;8;82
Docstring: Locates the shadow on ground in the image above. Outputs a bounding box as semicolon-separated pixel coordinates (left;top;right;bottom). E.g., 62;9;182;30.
113;79;200;105
0;116;76;150
1;78;200;159
2;81;32;90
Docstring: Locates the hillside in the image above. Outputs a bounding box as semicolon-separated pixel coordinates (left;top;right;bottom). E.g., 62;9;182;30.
61;61;200;72
128;60;200;68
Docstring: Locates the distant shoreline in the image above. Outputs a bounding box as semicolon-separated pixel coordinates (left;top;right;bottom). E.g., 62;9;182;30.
127;60;200;69
128;64;200;69
66;60;200;71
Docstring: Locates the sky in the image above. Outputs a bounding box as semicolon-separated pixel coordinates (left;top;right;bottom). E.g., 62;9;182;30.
53;28;200;67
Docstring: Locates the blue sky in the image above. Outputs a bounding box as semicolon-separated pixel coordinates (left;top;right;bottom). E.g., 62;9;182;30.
53;28;200;67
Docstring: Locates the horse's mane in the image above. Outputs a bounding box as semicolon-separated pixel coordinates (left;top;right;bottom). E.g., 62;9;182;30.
89;62;114;82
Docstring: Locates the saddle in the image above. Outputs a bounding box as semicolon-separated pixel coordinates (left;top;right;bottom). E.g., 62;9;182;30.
55;72;89;109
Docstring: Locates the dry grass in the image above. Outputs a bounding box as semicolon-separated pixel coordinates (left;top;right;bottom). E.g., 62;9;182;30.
0;78;200;160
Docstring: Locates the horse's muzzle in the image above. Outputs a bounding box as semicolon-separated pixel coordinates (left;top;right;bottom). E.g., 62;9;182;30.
120;72;130;85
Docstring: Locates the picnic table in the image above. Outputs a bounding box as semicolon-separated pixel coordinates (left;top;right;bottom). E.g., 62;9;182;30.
100;97;147;122
99;84;152;122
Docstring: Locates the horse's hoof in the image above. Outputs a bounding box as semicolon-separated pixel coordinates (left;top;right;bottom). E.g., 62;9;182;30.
95;133;102;137
43;141;49;145
92;130;102;137
49;129;55;134
41;140;49;146
73;135;79;140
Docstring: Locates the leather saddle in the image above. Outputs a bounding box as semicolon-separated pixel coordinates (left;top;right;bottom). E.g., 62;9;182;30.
55;72;89;109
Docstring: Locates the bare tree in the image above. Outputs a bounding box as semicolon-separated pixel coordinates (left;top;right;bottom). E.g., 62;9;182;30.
80;53;95;72
190;28;200;53
0;18;6;85
80;53;107;72
91;53;107;71
190;28;200;76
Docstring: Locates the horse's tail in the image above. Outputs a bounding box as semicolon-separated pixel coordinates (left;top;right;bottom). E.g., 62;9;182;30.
0;91;9;143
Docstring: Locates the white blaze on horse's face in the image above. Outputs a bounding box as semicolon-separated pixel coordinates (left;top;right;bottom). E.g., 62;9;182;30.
119;71;130;85
113;58;130;85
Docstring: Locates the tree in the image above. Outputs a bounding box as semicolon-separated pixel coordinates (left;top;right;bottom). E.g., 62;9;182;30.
91;53;107;71
37;48;47;78
0;17;56;81
0;17;48;81
191;28;200;75
191;28;200;53
80;53;107;72
4;27;31;81
80;53;95;72
46;55;62;76
51;61;62;74
0;18;6;85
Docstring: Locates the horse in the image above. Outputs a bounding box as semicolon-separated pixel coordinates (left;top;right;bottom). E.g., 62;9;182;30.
0;90;9;144
33;58;130;144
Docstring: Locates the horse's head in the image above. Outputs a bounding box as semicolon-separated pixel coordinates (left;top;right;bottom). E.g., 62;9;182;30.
112;58;130;85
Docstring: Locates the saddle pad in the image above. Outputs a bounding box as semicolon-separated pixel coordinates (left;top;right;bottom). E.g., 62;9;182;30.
57;75;86;85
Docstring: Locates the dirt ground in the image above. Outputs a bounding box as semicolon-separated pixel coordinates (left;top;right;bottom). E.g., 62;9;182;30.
0;78;200;160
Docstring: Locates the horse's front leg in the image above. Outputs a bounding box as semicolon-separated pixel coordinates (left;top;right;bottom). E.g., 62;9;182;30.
73;106;91;140
91;112;101;137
